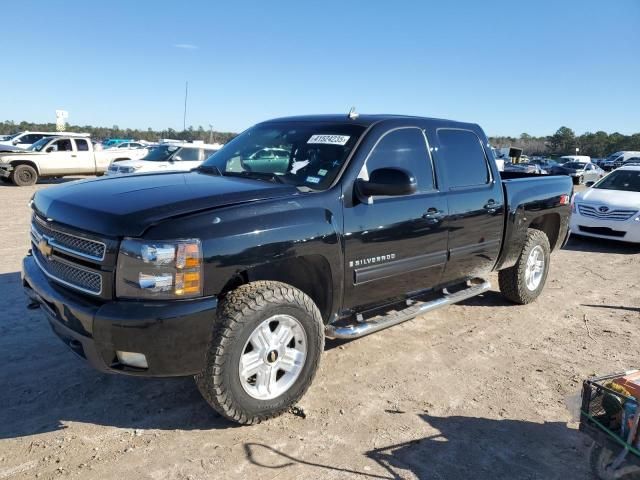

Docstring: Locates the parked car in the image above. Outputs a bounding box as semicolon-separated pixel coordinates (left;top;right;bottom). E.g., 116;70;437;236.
531;158;559;171
23;113;573;424
105;141;148;150
106;142;221;176
570;165;640;243
0;136;149;185
550;161;604;185
101;138;134;148
503;162;547;174
601;151;640;171
0;131;90;150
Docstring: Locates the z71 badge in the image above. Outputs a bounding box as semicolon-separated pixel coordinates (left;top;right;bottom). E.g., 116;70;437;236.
349;254;396;268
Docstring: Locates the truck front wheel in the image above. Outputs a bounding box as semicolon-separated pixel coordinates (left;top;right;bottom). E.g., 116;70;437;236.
10;164;38;186
498;228;550;304
196;281;324;424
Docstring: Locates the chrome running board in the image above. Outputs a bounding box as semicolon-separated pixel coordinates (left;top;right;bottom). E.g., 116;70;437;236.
325;279;490;340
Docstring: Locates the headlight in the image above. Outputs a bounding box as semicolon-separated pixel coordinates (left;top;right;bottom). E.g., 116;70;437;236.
116;238;203;299
121;166;141;174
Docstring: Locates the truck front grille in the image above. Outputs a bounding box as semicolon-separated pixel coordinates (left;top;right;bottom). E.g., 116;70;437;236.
32;215;106;261
32;247;103;295
577;204;636;222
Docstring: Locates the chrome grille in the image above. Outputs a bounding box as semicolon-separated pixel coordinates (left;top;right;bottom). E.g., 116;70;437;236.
577;204;637;221
32;248;102;295
32;215;106;261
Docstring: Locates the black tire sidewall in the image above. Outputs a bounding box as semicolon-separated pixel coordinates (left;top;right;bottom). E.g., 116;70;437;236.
12;165;37;186
219;301;322;417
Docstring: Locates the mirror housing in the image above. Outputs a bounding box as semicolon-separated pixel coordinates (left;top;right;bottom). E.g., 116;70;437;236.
355;167;417;198
46;146;55;153
585;181;595;187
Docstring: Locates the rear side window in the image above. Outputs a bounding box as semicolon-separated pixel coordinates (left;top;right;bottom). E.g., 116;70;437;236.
75;139;89;151
436;129;490;188
360;127;434;192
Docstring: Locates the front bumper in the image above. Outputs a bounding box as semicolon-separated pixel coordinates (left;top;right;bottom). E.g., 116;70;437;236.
22;254;217;376
0;164;13;177
569;214;640;244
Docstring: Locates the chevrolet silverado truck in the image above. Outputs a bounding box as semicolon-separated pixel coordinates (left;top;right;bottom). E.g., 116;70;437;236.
22;114;572;424
0;135;148;186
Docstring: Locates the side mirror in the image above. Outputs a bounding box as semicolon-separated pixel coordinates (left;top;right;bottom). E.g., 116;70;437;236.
585;181;595;187
12;140;19;145
355;167;417;198
171;156;180;162
46;146;55;153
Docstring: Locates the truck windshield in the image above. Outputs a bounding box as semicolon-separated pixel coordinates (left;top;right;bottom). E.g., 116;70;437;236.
29;138;52;152
140;145;181;162
593;169;640;192
199;122;366;190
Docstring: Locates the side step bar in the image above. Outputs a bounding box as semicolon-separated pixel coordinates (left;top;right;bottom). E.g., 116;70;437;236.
325;279;490;340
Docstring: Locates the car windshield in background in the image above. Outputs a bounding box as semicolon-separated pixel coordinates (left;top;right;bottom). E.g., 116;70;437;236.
140;145;180;162
200;122;366;190
563;162;586;169
594;169;640;192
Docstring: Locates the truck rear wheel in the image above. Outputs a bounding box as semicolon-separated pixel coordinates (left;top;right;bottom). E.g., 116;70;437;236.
195;281;324;424
10;164;38;186
498;228;550;305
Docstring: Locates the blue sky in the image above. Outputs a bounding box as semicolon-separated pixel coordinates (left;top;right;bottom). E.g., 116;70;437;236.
1;0;639;136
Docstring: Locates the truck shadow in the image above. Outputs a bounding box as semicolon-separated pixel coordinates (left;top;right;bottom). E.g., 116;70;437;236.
0;271;234;440
243;413;589;479
563;236;640;254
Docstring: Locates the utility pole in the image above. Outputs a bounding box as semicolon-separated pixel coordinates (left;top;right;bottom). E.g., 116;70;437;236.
209;124;214;143
183;81;189;132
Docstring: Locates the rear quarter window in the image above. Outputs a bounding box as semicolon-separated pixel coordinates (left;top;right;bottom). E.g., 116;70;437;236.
435;129;490;188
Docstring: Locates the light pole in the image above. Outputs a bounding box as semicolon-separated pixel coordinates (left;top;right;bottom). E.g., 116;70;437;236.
209;124;214;144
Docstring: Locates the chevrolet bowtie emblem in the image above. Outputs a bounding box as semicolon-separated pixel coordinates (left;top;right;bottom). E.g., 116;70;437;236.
38;238;53;258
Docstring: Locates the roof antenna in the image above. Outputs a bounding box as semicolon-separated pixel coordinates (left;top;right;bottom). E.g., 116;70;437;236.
348;106;359;120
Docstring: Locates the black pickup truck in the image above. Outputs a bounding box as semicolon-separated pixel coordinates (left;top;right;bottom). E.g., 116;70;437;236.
23;114;572;424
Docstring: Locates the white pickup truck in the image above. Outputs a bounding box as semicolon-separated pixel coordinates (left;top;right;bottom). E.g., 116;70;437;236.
0;136;149;186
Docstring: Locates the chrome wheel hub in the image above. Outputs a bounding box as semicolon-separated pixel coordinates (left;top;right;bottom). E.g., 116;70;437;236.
239;314;307;400
524;245;545;291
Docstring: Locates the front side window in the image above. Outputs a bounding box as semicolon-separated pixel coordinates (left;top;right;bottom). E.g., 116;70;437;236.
436;129;490;188
51;138;73;152
201;122;366;190
359;127;434;192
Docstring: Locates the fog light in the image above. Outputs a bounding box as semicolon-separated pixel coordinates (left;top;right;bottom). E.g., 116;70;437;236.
116;351;148;368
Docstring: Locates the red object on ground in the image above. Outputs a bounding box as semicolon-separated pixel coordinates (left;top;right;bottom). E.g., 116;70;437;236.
613;371;640;400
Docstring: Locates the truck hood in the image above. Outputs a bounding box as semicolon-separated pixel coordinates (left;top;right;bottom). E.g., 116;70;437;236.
32;171;299;237
575;188;640;211
0;152;46;161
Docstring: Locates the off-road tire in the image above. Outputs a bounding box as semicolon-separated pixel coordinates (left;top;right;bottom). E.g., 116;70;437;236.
498;228;551;305
195;281;324;425
10;164;38;186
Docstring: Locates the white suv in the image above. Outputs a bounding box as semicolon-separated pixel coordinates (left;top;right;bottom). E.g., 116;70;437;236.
0;131;90;149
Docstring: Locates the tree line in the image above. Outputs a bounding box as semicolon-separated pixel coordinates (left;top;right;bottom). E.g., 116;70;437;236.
0;120;237;145
2;120;639;158
491;127;640;158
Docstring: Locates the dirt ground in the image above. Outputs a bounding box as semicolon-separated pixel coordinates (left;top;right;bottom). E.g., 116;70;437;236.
0;179;639;480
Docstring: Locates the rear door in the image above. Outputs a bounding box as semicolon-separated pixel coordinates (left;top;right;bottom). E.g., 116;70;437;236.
342;125;449;309
430;127;505;283
72;138;94;173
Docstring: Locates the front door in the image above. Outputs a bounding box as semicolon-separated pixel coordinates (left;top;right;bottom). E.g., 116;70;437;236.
430;127;505;283
343;126;449;310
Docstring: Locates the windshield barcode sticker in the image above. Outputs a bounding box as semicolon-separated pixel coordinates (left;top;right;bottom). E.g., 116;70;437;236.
307;135;350;146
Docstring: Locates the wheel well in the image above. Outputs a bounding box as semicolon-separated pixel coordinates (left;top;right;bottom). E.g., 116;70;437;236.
529;213;560;251
220;255;334;323
10;160;39;174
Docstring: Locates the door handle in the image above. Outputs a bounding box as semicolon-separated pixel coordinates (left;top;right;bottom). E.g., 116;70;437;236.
423;208;445;221
484;199;498;213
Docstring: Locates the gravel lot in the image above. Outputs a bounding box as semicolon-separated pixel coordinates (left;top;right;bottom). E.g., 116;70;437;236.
1;179;639;480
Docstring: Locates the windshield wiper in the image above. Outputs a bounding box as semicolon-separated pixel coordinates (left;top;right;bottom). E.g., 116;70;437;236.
223;171;284;184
